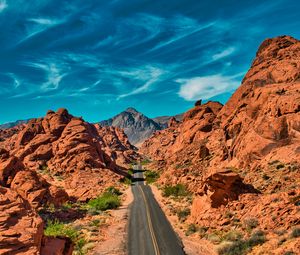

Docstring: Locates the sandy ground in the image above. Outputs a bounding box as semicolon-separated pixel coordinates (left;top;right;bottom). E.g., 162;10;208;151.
150;185;217;255
92;187;133;255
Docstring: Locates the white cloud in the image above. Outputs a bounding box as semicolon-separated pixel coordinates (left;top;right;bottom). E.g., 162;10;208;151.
23;61;67;92
212;47;235;61
0;0;7;12
28;18;60;26
118;67;164;99
177;74;241;101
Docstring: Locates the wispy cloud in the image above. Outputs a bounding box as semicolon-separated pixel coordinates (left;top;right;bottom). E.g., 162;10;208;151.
212;47;236;61
23;61;67;92
177;73;244;101
118;66;164;99
0;0;7;12
7;73;21;88
28;18;61;26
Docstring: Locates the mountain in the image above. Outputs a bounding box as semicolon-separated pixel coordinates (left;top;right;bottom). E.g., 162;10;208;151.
99;107;182;146
0;119;29;129
140;36;300;253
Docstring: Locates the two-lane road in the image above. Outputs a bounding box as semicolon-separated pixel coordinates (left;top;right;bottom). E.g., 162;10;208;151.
128;165;185;255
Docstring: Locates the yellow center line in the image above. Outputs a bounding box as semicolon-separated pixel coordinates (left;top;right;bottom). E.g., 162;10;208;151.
138;185;160;255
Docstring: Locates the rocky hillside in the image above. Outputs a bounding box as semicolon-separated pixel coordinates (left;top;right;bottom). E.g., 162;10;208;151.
99;107;182;146
140;35;300;254
0;108;138;254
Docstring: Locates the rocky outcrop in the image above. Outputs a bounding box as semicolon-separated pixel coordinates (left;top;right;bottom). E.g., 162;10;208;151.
41;236;74;255
0;187;43;255
0;108;138;202
199;170;259;208
140;36;300;240
0;108;139;254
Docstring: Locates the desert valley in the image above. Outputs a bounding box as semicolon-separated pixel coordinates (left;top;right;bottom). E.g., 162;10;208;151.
0;35;299;255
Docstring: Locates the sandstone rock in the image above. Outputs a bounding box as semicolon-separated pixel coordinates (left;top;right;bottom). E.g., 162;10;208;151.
199;170;258;208
0;187;43;255
40;236;74;255
140;36;300;245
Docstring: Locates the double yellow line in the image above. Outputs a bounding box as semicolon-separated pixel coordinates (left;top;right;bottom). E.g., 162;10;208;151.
138;185;160;255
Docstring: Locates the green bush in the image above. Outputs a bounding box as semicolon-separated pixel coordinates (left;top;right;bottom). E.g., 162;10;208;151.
105;186;122;196
120;176;132;185
223;231;243;242
162;184;190;197
141;159;152;165
177;208;190;222
217;230;266;255
290;227;300;238
244;217;258;231
185;224;197;236
44;220;80;242
248;230;266;246
144;170;159;184
88;192;120;211
218;240;249;255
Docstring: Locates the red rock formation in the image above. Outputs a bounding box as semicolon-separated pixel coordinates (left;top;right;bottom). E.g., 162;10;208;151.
0;187;44;255
140;36;300;240
41;236;74;255
0;108;138;202
0;108;139;254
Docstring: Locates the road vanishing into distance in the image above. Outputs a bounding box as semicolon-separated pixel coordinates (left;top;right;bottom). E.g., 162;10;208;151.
128;165;185;255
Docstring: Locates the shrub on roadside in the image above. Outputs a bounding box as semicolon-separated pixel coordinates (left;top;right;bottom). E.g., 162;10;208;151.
144;170;159;184
88;192;120;212
185;224;197;236
176;208;190;222
162;184;190;197
44;220;79;241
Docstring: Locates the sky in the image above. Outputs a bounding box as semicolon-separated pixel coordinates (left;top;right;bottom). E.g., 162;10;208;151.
0;0;299;123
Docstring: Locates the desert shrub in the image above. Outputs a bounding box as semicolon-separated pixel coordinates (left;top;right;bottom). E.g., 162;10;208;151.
105;186;122;196
225;210;234;219
88;193;120;212
144;170;159;184
120;176;132;185
290;227;300;238
162;184;190;197
244;217;258;230
89;219;101;228
248;230;266;246
284;252;295;255
198;226;209;237
185;224;197;236
141;158;152;165
177;208;190;222
128;169;134;176
278;237;287;245
217;230;266;255
207;233;222;244
223;231;243;242
44;220;80;242
218;240;249;255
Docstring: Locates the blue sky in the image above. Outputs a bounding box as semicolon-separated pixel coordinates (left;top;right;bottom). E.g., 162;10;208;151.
0;0;299;123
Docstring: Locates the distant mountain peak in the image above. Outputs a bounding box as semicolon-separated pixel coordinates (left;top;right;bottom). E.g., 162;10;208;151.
99;108;183;146
125;107;139;114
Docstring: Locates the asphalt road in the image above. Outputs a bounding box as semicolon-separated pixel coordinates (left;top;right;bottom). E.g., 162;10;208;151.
128;165;185;255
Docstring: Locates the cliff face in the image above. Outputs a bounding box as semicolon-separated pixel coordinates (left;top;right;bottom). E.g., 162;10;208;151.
0;108;138;254
140;36;300;252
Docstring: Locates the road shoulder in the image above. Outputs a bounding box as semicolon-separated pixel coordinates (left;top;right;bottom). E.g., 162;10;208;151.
93;187;133;255
150;184;217;255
